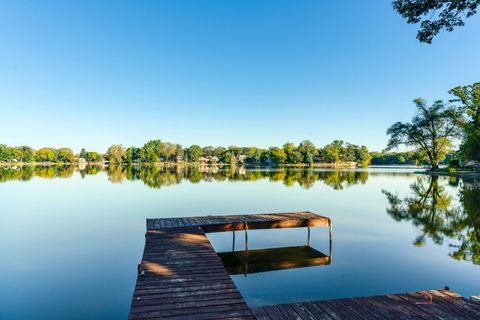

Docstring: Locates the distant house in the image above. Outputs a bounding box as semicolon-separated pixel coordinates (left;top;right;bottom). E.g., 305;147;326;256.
238;155;247;162
78;158;86;163
210;156;219;163
199;157;209;163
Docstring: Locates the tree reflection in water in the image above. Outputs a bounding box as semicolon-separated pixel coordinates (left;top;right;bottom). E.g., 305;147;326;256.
383;176;480;265
0;165;370;190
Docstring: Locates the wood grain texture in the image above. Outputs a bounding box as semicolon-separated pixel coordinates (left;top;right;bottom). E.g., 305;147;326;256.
251;289;480;320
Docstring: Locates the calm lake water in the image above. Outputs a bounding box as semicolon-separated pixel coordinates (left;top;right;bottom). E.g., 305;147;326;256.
0;165;479;319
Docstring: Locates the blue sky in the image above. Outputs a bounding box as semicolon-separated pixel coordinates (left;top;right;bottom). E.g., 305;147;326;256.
1;1;479;152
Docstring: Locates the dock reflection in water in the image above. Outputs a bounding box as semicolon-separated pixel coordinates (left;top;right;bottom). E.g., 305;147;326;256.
219;245;331;276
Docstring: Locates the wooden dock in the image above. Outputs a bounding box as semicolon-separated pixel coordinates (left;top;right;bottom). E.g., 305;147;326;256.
129;211;480;319
146;211;331;233
252;290;480;320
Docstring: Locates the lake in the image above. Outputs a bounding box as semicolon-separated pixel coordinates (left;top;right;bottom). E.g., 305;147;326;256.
0;165;479;319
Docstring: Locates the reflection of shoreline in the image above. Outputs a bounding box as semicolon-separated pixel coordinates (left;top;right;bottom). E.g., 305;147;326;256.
0;165;371;190
418;170;480;178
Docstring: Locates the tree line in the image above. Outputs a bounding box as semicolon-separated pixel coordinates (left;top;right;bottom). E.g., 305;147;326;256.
0;140;373;166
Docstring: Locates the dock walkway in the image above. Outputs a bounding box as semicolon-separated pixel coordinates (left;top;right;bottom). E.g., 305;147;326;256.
252;290;480;320
129;212;480;319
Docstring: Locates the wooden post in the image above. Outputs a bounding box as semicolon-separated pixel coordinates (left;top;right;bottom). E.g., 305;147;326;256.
232;230;235;252
244;221;248;252
307;226;311;246
329;219;333;263
244;221;248;277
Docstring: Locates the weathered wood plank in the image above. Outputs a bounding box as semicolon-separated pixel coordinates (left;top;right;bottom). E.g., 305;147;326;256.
147;211;330;232
129;221;254;319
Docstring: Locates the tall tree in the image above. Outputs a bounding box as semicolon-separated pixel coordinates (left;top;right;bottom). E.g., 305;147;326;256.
0;144;9;161
449;82;480;161
175;145;184;162
283;143;302;164
163;142;178;162
140;140;164;162
269;147;286;164
356;146;372;167
386;99;460;170
106;144;125;164
57;148;75;163
85;151;102;162
298;140;316;164
125;147;140;164
186;145;202;162
36;148;56;162
393;0;480;43
246;147;262;164
19;146;34;162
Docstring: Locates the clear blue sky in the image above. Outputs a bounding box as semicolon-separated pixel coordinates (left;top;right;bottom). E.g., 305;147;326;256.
1;1;479;152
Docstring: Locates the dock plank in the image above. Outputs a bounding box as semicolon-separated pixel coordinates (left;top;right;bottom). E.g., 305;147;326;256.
147;211;331;233
251;290;480;320
129;226;254;319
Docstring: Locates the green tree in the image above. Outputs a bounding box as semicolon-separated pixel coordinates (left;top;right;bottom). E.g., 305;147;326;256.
393;0;480;43
163;142;178;162
140;140;164;162
186;145;202;162
36;148;56;162
269;147;286;164
246;147;262;164
386;99;460;170
283;142;302;164
19;146;34;162
202;146;215;157
85;151;102;162
221;151;235;165
449;82;480;161
0;144;9;161
125;147;140;164
259;150;271;164
298;140;316;164
175;145;184;162
356;146;372;167
57;147;75;163
213;146;226;158
9;147;23;161
79;148;87;158
106;145;125;164
322;140;344;164
344;143;357;162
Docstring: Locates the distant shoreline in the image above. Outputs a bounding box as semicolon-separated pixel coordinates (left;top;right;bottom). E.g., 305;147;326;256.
0;161;358;168
0;161;423;170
